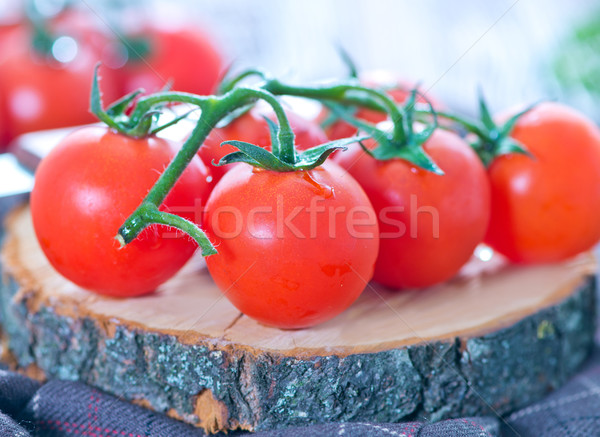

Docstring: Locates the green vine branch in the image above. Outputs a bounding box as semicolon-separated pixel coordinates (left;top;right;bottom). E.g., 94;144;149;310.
90;66;442;254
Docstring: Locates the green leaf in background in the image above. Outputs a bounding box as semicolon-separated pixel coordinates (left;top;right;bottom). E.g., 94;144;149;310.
552;9;600;119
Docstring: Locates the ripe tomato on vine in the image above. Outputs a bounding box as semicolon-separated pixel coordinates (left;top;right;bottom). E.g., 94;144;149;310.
31;126;212;296
336;128;490;289
482;103;600;263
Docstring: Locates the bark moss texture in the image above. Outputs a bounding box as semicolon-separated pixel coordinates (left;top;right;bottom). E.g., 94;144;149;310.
0;268;595;432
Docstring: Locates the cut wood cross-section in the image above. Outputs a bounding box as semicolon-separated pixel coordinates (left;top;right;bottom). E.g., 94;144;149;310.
0;206;596;433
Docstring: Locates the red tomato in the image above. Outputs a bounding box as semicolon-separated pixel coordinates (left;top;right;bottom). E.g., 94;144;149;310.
322;71;440;141
50;9;126;70
30;126;212;297
198;106;328;182
335;129;490;289
0;27;120;143
204;162;379;329
485;102;600;263
119;25;222;96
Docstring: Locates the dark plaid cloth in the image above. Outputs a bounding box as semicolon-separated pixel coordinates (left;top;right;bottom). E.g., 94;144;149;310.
501;347;600;437
1;349;600;437
0;370;499;437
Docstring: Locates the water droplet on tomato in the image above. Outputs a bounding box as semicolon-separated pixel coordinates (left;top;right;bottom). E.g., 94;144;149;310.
301;171;334;198
320;264;352;277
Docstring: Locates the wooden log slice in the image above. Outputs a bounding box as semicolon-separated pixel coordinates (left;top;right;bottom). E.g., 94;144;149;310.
0;206;596;433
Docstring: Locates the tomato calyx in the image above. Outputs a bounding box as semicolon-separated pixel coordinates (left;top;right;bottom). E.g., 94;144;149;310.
337;44;360;80
339;88;444;174
91;65;202;138
116;35;153;64
28;21;56;59
24;2;74;63
418;91;538;167
217;116;368;172
468;92;537;166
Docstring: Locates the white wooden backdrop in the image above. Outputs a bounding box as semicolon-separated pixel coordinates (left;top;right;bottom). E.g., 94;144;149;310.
0;0;596;115
180;0;595;115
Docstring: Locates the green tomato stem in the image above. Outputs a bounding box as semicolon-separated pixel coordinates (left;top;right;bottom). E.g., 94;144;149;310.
264;79;384;111
25;0;60;58
246;87;296;163
127;88;296;163
114;74;447;253
263;79;406;143
117;86;297;248
128;91;211;126
217;69;268;95
144;100;221;207
117;203;217;256
414;109;487;139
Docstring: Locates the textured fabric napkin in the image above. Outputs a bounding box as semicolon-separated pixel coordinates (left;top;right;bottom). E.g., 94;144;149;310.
1;345;600;436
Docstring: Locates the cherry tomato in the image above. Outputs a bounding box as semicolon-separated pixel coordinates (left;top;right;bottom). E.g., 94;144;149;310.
204;161;379;329
0;27;120;143
485;102;600;263
322;71;440;140
198;106;328;182
119;25;222;96
335;129;490;289
31;126;212;297
50;9;127;70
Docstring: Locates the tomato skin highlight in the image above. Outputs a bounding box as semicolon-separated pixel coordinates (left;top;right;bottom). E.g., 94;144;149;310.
30;127;212;297
204;162;379;329
485;102;600;263
198;107;328;183
335;130;490;289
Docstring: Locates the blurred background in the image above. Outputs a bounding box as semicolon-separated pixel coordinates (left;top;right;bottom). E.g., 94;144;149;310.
0;0;599;148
